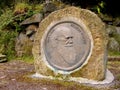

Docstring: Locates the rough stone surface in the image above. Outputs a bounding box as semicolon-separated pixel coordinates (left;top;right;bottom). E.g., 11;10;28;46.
43;2;57;17
116;27;120;35
108;38;120;52
113;18;120;26
25;25;38;41
43;3;57;13
32;6;108;80
0;54;7;63
106;25;117;37
20;13;43;25
106;25;120;52
15;24;38;57
15;32;33;57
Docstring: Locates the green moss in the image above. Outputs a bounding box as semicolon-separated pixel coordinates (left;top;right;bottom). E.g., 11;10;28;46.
16;55;34;64
108;50;120;56
14;3;32;14
0;9;14;30
0;30;17;60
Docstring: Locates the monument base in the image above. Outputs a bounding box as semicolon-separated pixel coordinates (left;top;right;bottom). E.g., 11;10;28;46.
31;69;114;85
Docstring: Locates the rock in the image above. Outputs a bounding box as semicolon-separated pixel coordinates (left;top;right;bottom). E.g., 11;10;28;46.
113;18;120;26
43;2;57;17
25;25;37;41
26;25;37;35
15;32;33;57
98;14;113;25
116;27;120;35
20;13;43;25
0;54;7;63
43;2;57;13
15;24;38;57
108;38;120;52
106;25;117;37
33;6;108;81
106;25;120;52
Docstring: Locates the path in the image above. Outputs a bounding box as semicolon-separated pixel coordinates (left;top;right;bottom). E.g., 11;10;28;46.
0;60;120;90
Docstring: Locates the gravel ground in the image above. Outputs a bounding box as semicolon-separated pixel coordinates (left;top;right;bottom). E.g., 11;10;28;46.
0;60;120;90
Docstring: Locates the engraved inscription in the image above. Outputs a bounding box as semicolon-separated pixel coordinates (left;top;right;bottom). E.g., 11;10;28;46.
43;21;91;71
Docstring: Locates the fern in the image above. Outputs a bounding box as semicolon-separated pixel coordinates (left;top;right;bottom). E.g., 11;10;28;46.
0;9;14;31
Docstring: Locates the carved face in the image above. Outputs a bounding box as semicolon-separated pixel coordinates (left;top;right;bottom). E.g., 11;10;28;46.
55;27;73;47
43;21;91;71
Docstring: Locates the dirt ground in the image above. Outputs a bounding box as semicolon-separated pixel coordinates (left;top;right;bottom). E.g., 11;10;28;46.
0;60;120;90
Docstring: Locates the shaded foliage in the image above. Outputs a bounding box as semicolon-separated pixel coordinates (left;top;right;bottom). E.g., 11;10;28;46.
61;0;120;16
0;0;120;16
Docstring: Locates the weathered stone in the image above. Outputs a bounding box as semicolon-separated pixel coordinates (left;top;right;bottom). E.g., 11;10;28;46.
43;2;57;17
33;6;108;80
20;13;43;25
113;18;120;26
98;14;113;25
108;38;120;52
106;25;120;52
43;3;57;13
25;25;37;40
106;25;117;37
15;24;38;57
0;54;7;63
116;27;120;35
15;32;33;57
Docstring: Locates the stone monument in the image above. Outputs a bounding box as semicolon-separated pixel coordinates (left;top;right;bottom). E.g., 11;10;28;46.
32;6;109;81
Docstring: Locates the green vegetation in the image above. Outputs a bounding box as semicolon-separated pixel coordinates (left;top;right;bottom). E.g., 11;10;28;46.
90;1;106;14
0;9;16;60
0;0;120;61
0;9;14;30
108;51;120;56
118;74;120;80
0;2;45;60
0;1;120;90
0;31;17;59
16;55;34;64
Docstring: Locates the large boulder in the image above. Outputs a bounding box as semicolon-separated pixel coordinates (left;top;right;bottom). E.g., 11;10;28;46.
33;6;108;81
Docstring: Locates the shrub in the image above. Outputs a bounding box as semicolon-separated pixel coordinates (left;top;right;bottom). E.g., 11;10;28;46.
14;3;32;15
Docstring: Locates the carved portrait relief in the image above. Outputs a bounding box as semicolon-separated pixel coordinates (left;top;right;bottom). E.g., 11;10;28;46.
42;21;91;71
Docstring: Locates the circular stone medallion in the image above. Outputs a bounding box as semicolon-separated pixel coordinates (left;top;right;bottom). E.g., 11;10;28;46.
43;21;91;71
